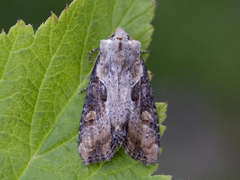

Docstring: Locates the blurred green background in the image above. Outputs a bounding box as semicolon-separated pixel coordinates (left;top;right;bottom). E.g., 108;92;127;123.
0;0;239;179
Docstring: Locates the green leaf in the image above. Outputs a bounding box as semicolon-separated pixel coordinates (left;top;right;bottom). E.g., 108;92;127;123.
156;102;168;137
0;0;171;179
148;70;154;81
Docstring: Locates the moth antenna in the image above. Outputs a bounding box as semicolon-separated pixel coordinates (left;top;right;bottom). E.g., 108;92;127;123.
107;32;116;39
78;71;93;79
89;48;100;63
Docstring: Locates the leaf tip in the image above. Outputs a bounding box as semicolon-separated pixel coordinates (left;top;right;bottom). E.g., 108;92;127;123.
64;4;70;11
8;19;34;36
50;11;59;23
147;70;154;81
0;28;6;38
160;125;167;137
17;19;26;26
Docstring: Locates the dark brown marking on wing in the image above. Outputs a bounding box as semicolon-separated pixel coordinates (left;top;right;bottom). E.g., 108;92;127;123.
100;81;107;102
131;81;140;102
119;41;122;51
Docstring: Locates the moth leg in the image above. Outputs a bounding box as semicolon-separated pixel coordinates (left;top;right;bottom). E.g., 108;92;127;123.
78;48;100;94
89;48;100;63
79;50;101;79
79;87;88;94
140;50;151;55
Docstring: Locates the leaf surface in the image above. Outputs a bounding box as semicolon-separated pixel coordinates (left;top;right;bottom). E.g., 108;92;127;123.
0;0;171;179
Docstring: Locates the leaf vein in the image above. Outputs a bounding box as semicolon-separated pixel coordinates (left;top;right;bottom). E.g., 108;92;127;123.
116;0;136;27
9;153;17;179
0;32;20;82
80;0;98;79
0;132;29;145
18;4;80;179
122;4;155;28
111;0;117;30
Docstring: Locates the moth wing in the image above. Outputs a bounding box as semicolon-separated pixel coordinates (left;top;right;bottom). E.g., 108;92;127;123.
123;55;160;165
78;55;117;165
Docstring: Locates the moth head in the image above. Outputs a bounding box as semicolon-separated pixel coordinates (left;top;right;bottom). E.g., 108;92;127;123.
108;27;132;41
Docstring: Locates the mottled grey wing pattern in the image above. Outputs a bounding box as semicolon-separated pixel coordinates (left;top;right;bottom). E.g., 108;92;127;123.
122;55;160;165
78;55;117;165
79;27;160;165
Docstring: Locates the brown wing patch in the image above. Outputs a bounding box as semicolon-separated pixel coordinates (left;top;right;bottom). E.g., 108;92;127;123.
84;111;96;127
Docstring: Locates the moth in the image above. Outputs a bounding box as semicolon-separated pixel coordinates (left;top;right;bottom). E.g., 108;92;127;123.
78;27;160;165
